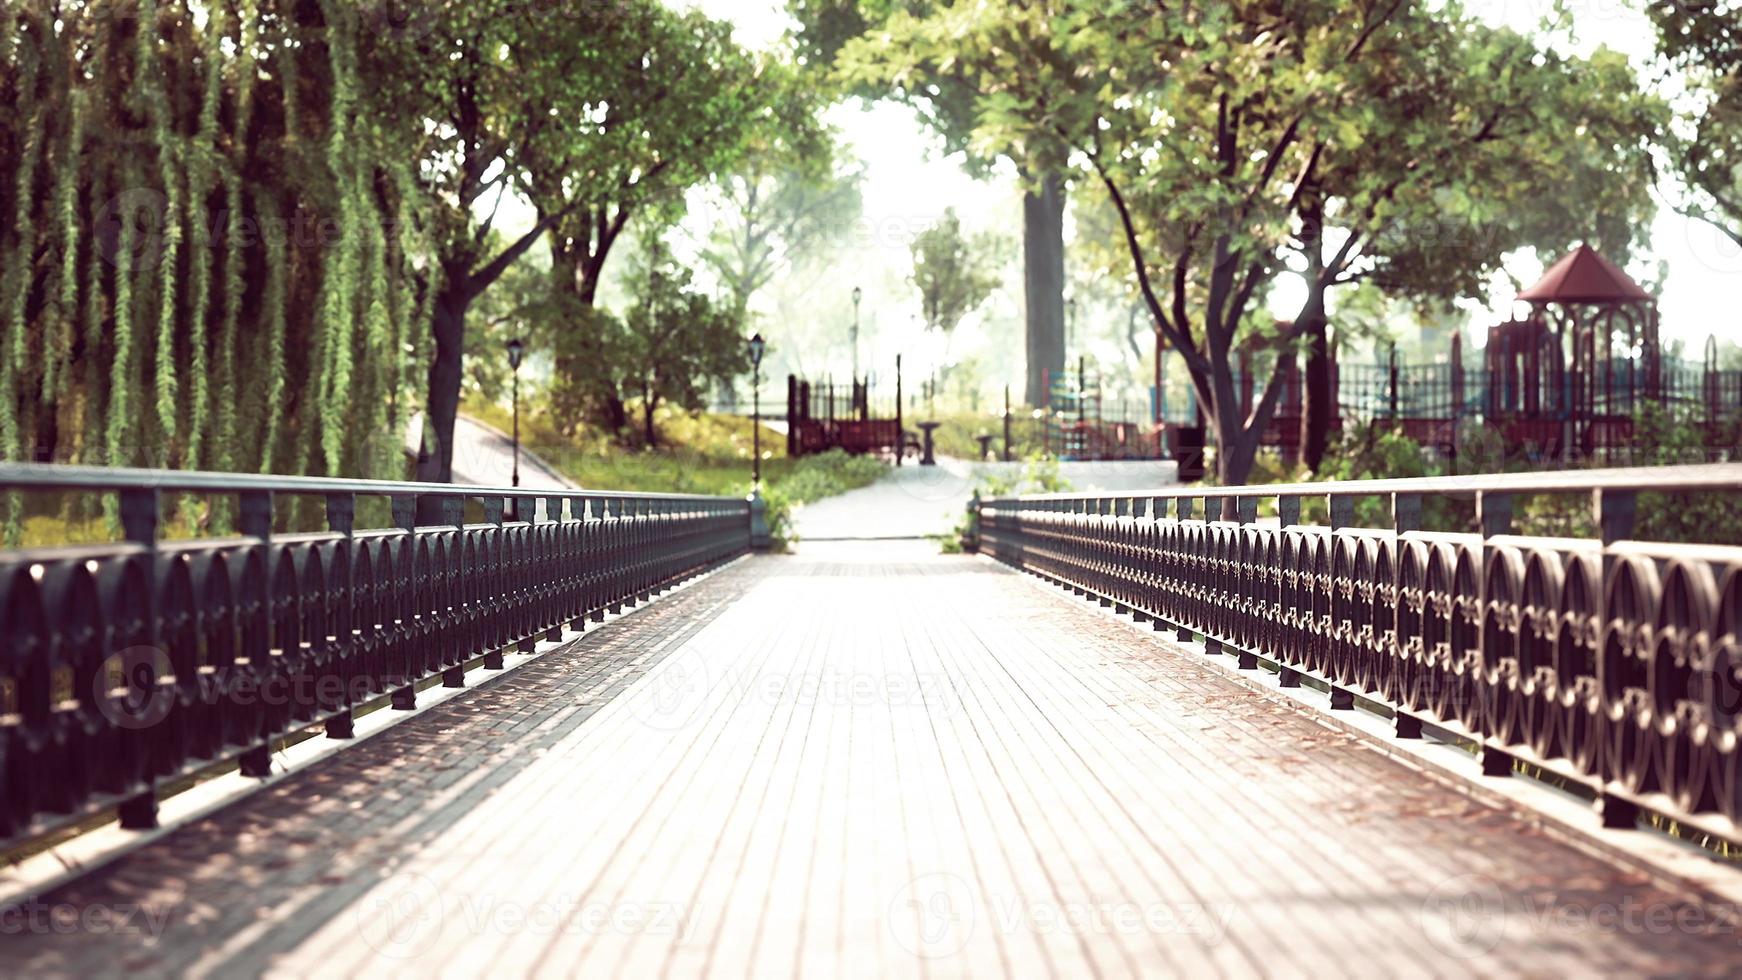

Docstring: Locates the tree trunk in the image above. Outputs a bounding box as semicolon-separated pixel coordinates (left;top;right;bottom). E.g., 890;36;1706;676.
1208;364;1247;487
643;393;658;448
1023;171;1066;407
1208;388;1269;487
1297;185;1331;473
417;269;470;485
1299;307;1331;472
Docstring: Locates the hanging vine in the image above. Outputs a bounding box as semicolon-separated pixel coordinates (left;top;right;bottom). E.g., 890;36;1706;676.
0;21;44;465
45;88;87;407
257;190;288;473
181;6;227;470
0;0;430;503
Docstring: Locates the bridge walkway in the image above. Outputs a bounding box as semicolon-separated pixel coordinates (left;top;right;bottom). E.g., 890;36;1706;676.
2;542;1735;978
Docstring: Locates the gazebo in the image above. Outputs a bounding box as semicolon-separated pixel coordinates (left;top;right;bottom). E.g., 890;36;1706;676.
1485;244;1660;456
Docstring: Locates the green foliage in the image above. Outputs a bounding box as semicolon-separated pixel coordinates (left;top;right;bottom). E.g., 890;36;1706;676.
0;1;426;492
1612;404;1742;545
1649;1;1742;244
839;0;1664;486
756;451;888;552
528;4;770;306
548;239;748;447
791;0;994;174
1304;421;1458;528
911;208;999;337
697;83;864;325
460;396;883;551
774;448;888;505
1253;409;1742;545
926;408;1043;462
617;241;750;447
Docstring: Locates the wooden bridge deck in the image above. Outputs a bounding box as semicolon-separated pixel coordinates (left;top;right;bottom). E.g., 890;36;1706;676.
4;542;1739;978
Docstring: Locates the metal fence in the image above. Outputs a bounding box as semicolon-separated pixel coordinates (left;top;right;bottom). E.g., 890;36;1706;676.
0;465;751;849
975;464;1742;842
786;373;907;458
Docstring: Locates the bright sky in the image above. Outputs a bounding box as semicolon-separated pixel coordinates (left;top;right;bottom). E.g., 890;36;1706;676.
686;0;1740;367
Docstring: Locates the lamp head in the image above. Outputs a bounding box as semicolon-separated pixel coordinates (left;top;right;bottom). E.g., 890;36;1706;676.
748;333;766;368
506;337;526;370
852;287;863;306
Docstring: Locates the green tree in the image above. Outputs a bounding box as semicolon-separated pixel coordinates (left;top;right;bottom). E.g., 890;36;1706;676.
522;5;769;433
1284;24;1661;471
792;0;1069;408
356;0;620;484
845;0;1662;484
692;61;861;324
550;238;747;448
911;208;998;341
1648;1;1742;246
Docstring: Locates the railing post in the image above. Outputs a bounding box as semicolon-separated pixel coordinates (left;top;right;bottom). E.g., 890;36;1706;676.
961;491;982;554
1175;495;1194;643
1390;492;1423;738
1278;494;1301;529
237;490;276;776
390;494;419;711
117;486;161;831
325;492;361;736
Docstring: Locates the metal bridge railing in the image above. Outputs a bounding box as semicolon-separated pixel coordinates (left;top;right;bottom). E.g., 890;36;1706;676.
975;464;1742;842
0;465;751;849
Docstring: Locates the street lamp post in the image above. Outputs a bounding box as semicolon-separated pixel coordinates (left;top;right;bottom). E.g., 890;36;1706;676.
506;337;525;488
747;333;770;550
749;333;766;485
851;287;862;383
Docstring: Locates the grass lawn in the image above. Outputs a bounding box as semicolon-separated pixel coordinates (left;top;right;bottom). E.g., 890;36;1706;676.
467;398;814;496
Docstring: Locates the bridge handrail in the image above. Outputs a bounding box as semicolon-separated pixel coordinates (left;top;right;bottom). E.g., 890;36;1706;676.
0;465;752;852
0;462;734;503
975;463;1742;845
981;461;1742;506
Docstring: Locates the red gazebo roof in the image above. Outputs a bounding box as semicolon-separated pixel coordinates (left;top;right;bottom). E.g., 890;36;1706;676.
1519;244;1652;304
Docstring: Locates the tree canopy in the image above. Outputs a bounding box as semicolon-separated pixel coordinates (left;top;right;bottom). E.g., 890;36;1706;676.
842;0;1664;482
694;65;865;326
911;208;998;337
1649;0;1742;246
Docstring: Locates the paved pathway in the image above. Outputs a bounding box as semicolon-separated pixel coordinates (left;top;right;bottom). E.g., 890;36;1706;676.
793;459;1179;541
5;543;1737;978
407;413;579;490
